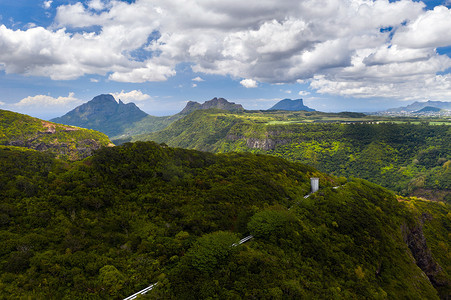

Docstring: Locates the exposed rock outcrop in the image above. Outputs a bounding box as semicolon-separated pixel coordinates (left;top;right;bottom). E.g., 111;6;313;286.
403;214;450;299
180;97;244;115
7;135;106;160
227;131;290;151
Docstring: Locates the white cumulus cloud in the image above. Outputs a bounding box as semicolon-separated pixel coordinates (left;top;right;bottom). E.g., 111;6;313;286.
111;90;152;103
192;76;204;82
87;0;105;11
12;92;83;118
392;6;451;49
0;0;450;101
240;79;258;88
43;1;53;9
15;92;81;108
310;72;451;101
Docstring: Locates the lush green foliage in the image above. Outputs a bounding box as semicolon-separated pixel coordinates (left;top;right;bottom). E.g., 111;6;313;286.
0;142;330;298
133;109;243;151
157;180;446;299
0;142;448;298
0;109;112;160
247;207;296;239
138;110;450;200
262;123;451;198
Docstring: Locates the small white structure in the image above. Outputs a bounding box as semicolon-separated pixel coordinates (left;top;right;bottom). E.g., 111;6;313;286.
310;177;319;193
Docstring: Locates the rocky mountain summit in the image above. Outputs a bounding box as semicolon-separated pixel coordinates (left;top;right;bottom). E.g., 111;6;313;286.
268;98;315;111
180;97;244;115
51;94;148;137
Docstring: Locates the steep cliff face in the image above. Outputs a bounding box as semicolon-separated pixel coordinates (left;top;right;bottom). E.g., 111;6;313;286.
227;131;290;151
403;213;450;299
245;137;276;150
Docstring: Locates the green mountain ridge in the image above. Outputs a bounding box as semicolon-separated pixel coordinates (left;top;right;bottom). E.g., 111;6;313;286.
0;142;449;298
0;109;112;160
135;109;450;201
51;95;247;143
51;94;149;138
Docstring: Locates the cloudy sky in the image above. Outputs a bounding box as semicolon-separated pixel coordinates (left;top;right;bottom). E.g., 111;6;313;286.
0;0;450;119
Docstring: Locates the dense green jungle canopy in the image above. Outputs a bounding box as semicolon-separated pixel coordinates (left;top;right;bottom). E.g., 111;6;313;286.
138;110;451;201
0;142;449;299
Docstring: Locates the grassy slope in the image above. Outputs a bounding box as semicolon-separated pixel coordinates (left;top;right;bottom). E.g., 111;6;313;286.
0;109;112;160
0;142;448;299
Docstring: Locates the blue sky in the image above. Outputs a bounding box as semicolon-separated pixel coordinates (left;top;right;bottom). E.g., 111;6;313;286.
0;0;451;119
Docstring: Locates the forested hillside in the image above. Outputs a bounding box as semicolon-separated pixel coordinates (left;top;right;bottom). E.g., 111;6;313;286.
139;110;450;201
0;142;449;298
0;109;112;160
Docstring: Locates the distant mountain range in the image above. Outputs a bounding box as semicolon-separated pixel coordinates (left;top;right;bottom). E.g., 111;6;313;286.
51;95;247;142
375;100;451;115
415;106;442;113
268;98;315;111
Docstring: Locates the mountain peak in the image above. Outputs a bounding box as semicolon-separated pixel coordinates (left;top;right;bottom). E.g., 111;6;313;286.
268;98;315;111
50;94;148;137
90;94;117;105
180;97;244;115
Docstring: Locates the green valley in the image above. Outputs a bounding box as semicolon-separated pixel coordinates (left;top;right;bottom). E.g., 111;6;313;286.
135;109;451;201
